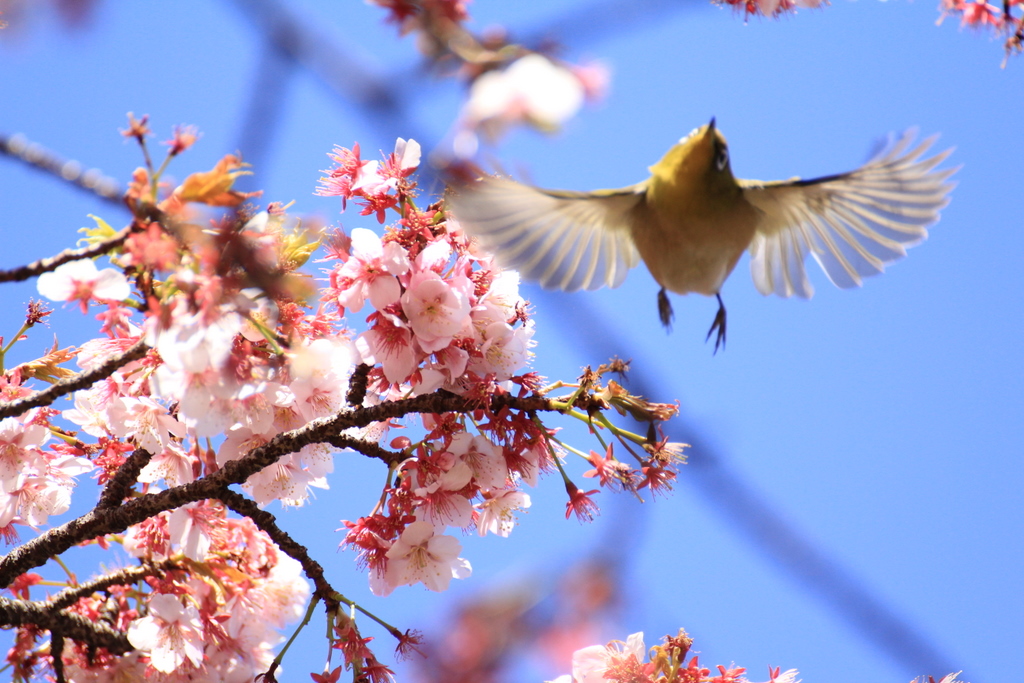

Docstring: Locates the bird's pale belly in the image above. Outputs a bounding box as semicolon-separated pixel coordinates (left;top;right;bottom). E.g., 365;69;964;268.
631;215;753;297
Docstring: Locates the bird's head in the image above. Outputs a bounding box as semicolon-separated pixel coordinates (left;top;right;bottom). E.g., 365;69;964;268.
649;117;735;192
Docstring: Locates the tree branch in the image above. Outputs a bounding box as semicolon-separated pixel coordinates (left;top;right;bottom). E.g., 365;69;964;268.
0;389;583;587
216;488;340;610
327;434;404;466
0;133;124;206
0;226;133;284
0;595;132;655
45;559;178;611
0;340;150;420
96;449;153;509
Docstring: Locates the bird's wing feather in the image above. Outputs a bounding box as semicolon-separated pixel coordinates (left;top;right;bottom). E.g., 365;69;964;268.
446;176;644;291
741;131;957;298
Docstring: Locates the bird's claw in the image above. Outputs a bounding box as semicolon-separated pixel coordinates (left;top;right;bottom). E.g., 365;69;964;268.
705;294;727;354
657;288;674;331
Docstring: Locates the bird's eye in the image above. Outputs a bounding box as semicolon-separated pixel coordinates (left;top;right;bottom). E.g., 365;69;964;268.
715;147;729;171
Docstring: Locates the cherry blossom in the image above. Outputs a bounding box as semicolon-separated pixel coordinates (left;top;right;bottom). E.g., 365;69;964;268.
475;489;530;537
0;124;694;683
36;258;130;312
570;631;646;683
401;270;472;351
106;396;186;455
332;228;410;313
448;432;507;489
379;520;472;596
126;593;205;674
0;416;49;486
463;55;586;135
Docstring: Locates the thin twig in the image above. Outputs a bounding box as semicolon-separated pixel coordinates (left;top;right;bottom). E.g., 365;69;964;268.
0;226;132;284
326;434;404;466
0;340;150;420
216;488;340;609
0;133;123;204
51;629;66;683
45;559;179;611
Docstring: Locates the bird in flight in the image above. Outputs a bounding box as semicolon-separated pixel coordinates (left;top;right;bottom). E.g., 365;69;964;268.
446;120;957;352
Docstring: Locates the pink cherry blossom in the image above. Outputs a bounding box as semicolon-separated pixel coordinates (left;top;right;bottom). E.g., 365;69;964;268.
379;520;472;596
36;259;131;312
62;388;113;438
357;317;418;385
448;432;507;489
414;460;475;529
146;299;244;375
168;502;215;560
333;228;410;313
475;489;531;537
571;632;646;683
462;54;588;136
471;320;534;380
106;396;186;455
0;417;49;488
401;270;472;352
127;593;205;674
137;441;197;486
288;337;357;421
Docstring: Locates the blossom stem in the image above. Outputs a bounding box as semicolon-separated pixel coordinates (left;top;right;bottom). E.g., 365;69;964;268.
265;592;321;680
0;319;33;364
563;407;648;446
331;592;403;638
51;556;77;586
548;434;591;460
245;314;285;355
150;153;174;199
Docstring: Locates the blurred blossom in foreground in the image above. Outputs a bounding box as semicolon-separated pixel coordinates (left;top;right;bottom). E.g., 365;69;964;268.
453;54;608;158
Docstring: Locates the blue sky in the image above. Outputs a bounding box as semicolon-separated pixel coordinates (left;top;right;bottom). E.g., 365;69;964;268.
0;2;1021;683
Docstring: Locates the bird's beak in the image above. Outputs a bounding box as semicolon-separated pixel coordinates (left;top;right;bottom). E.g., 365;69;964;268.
708;117;716;132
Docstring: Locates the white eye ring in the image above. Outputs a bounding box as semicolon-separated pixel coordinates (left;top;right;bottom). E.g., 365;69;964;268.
716;147;729;171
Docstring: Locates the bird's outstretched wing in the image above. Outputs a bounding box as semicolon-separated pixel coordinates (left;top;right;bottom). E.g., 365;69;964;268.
741;131;957;298
446;176;645;292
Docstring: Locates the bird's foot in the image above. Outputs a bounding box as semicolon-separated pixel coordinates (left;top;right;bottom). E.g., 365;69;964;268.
705;294;727;354
657;288;674;331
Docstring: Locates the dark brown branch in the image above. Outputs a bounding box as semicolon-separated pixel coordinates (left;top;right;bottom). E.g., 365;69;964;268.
0;226;133;284
45;559;178;612
0;133;124;206
216;489;339;610
51;630;66;683
0;596;131;655
0;389;582;587
346;363;371;407
0;340;150;420
96;449;153;509
326;434;403;466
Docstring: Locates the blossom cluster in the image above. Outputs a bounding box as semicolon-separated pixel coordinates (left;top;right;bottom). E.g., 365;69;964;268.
365;0;608;159
0;115;687;682
451;53;608;159
1;131;343;679
80;502;307;681
550;631;800;683
938;0;1023;62
550;631;965;683
317;138;546;596
712;0;822;19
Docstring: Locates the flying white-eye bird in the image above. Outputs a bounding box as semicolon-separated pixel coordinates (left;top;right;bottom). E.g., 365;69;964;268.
446;120;957;352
